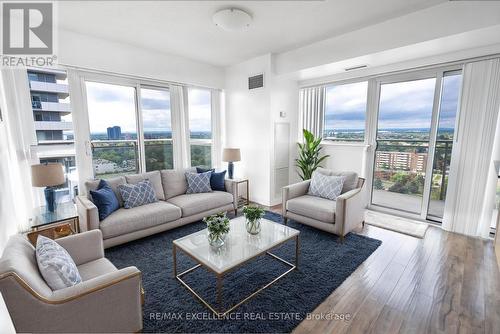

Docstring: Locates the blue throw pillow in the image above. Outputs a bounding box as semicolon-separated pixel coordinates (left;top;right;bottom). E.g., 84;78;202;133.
90;180;120;221
118;179;157;209
196;167;226;191
186;171;212;194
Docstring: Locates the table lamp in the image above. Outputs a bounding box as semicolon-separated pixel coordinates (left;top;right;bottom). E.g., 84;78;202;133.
31;163;65;212
222;148;241;179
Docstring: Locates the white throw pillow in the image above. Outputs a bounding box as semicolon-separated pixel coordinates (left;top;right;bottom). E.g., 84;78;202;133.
36;236;82;290
308;171;345;200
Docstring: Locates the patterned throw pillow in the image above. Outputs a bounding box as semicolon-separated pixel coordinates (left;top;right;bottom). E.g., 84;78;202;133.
118;179;157;209
185;171;212;194
36;236;82;291
308;171;345;200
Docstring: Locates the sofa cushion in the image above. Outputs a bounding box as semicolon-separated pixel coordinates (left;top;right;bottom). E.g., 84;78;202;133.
89;180;120;221
186;171;212;194
315;168;358;194
99;201;182;239
36;236;82;291
160;168;196;200
118;179;157;209
125;171;165;200
77;258;117;281
85;176;126;207
286;195;336;223
167;191;233;217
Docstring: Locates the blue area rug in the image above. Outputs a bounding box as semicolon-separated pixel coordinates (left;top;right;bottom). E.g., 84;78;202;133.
105;211;381;333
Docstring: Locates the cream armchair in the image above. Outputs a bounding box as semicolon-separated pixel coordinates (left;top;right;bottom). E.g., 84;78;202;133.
282;168;366;242
0;230;143;333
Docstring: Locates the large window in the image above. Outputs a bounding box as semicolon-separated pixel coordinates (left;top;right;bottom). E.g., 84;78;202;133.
188;88;212;168
141;87;173;171
323;81;368;141
86;81;139;178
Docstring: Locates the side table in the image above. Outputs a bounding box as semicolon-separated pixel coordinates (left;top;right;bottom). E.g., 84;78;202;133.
27;202;79;246
229;178;249;209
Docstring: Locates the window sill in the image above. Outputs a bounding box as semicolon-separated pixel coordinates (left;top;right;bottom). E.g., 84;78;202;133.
320;140;370;148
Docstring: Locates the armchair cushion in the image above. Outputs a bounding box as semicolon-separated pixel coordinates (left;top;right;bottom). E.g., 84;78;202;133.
286;195;336;223
77;258;117;281
36;236;82;291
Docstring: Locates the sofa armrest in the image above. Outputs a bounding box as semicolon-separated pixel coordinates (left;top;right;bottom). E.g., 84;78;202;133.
76;195;99;232
224;179;238;209
336;186;366;237
55;230;104;266
282;180;311;216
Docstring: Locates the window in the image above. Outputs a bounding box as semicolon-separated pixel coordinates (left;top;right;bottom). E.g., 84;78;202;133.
323;81;368;141
188;88;212;168
86;81;139;178
140;88;173;171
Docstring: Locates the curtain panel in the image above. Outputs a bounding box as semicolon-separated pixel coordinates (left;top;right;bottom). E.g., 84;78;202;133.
299;86;326;139
443;58;500;238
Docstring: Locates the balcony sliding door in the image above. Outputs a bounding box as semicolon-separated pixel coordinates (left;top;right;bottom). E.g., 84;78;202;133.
371;70;462;221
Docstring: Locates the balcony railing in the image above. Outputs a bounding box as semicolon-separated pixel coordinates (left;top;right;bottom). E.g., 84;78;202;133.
29;81;69;96
32;101;71;113
373;139;453;216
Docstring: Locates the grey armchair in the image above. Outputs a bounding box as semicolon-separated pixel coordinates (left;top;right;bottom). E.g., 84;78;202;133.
0;230;143;333
282;168;366;242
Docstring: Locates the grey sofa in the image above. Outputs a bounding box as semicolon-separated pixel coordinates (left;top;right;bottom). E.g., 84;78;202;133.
0;230;143;333
282;167;366;241
76;168;238;248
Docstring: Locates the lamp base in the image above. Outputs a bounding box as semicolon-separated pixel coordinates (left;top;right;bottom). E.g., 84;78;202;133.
44;187;57;212
228;162;234;179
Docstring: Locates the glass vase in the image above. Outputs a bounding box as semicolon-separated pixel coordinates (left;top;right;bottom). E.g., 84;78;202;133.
208;232;226;248
246;218;261;235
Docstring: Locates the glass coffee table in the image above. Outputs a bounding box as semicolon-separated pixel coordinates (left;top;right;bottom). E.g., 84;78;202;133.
173;216;300;316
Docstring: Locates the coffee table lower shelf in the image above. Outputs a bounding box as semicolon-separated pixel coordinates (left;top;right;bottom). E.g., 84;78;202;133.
173;235;299;317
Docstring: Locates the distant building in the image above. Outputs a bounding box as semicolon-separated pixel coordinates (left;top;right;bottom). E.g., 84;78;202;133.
376;151;427;172
107;126;122;140
28;68;76;202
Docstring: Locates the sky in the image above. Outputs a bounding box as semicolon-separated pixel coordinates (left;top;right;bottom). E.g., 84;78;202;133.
86;82;211;134
324;74;461;131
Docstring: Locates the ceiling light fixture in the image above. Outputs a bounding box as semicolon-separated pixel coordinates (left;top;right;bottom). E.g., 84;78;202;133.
213;8;252;32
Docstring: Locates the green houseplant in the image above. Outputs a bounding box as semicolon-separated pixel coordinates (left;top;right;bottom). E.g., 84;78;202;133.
203;212;230;248
295;129;330;180
243;205;265;235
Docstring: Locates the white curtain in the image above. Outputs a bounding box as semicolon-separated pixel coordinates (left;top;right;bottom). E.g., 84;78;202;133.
170;84;190;169
443;58;500;237
0;69;39;248
299;86;326;139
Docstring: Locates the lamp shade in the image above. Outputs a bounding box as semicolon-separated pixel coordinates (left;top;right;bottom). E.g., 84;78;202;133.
222;148;241;162
31;163;65;187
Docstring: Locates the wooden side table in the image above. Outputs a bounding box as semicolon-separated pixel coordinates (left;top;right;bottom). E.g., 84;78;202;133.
27;202;79;246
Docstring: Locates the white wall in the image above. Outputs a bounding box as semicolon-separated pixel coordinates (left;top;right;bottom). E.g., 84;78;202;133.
225;54;272;205
58;29;225;88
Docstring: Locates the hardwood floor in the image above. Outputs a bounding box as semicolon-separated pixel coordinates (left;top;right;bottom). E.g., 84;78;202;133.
266;205;500;334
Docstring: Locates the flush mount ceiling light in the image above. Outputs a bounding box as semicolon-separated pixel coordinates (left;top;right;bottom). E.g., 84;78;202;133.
213;8;252;31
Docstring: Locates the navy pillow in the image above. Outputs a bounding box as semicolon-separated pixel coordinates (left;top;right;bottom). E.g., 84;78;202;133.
196;167;226;191
90;180;120;221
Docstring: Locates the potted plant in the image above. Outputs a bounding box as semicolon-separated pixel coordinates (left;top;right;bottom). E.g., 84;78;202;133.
295;129;329;180
243;205;265;235
203;212;230;248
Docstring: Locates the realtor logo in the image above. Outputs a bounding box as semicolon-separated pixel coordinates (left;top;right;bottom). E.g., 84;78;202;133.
2;2;53;54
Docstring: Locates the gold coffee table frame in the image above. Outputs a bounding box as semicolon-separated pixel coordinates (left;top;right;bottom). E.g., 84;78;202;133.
173;234;299;317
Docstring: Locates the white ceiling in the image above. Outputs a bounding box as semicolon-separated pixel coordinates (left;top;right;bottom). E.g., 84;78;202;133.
58;0;447;67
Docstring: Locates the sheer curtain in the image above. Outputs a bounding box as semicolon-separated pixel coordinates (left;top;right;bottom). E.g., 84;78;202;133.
299;86;326;139
169;84;190;169
443;58;500;237
0;69;39;251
